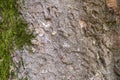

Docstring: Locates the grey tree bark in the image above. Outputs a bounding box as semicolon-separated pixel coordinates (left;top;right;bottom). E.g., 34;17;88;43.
13;0;120;80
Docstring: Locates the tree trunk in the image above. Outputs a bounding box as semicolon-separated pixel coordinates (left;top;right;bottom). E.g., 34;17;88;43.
13;0;120;80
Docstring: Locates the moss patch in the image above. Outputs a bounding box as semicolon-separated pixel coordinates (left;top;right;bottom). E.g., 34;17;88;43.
0;0;34;80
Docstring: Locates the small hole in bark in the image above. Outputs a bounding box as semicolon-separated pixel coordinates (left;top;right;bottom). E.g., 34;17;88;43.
108;7;115;15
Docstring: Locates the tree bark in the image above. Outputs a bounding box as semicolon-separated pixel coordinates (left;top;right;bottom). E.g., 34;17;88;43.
13;0;120;80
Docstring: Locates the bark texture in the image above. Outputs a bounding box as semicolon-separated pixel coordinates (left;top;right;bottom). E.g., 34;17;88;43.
13;0;120;80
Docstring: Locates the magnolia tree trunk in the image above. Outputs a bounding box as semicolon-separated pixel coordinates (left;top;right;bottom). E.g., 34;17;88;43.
13;0;120;80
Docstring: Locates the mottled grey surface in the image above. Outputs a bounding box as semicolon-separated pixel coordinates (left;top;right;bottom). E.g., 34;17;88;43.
12;0;120;80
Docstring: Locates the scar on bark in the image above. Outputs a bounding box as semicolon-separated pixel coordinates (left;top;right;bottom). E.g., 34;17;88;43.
105;0;119;15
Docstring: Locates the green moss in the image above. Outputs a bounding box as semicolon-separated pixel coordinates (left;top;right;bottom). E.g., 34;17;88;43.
0;0;34;80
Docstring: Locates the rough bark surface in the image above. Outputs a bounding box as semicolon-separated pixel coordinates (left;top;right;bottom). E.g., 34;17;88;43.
13;0;120;80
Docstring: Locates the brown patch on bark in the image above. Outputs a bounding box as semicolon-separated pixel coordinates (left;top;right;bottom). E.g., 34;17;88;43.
106;0;119;15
